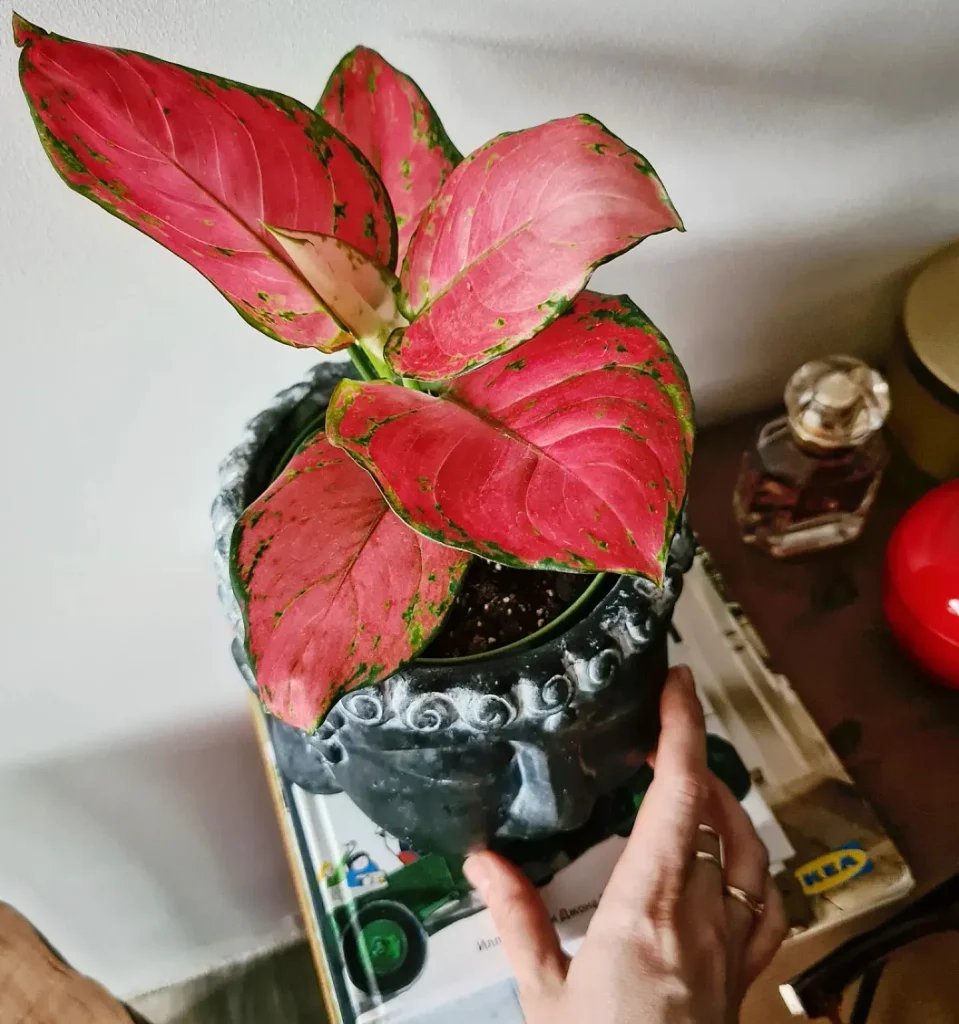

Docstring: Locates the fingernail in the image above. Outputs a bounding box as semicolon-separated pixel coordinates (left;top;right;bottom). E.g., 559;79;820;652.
463;854;491;895
674;664;694;687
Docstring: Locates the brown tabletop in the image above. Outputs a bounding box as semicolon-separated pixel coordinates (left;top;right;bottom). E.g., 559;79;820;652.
689;414;959;892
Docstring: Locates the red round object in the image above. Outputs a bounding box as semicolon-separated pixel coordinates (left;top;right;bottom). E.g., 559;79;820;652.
884;479;959;688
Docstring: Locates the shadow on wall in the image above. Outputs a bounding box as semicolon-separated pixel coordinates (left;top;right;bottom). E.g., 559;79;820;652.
2;712;296;992
414;26;959;422
419;17;959;124
615;221;941;422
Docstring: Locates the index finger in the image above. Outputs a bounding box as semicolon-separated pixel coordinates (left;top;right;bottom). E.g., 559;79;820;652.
602;665;708;918
648;663;708;783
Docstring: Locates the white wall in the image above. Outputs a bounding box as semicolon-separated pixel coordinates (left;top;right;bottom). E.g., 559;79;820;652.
1;0;958;997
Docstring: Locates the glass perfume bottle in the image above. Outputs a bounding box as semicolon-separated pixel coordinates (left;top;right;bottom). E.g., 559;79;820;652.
733;356;891;557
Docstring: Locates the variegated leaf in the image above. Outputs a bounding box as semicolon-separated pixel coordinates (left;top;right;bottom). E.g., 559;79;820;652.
231;430;470;730
265;226;406;352
328;292;694;583
15;16;395;351
390;115;682;381
318;46;460;266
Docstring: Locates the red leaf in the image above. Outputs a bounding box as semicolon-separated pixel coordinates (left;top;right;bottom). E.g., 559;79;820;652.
318;47;460;267
265;226;404;349
328;292;694;582
231;430;469;730
390;115;683;381
14;17;395;351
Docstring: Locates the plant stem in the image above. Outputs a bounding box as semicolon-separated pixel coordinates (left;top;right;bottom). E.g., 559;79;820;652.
348;342;425;391
357;338;396;381
347;345;378;382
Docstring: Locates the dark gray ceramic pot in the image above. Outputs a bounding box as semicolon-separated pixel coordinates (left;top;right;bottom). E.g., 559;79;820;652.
212;362;695;857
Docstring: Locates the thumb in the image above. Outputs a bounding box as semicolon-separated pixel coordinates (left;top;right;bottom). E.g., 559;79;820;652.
464;851;567;999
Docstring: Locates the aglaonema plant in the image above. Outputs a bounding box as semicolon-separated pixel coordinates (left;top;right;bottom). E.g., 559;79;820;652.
15;15;694;731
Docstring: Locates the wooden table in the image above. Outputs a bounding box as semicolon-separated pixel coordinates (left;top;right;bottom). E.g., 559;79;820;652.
689;414;959;892
690;415;959;1020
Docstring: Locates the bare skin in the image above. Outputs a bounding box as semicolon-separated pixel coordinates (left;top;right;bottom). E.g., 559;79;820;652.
464;665;789;1024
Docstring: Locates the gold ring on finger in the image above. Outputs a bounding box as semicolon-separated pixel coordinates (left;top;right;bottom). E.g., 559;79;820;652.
696;823;725;868
724;884;765;918
694;850;723;871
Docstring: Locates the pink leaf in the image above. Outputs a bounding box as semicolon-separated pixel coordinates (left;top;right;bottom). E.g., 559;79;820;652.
318;47;460;267
390;115;683;381
328;292;694;583
14;16;395;352
231;430;469;730
265;226;405;349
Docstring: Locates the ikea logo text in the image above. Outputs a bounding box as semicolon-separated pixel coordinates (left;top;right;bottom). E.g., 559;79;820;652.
795;843;873;896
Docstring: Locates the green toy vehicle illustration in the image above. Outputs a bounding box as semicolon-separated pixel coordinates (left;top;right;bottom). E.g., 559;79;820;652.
323;848;473;996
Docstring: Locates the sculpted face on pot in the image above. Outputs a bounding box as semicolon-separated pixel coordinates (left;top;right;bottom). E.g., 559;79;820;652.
316;631;669;851
213;362;694;856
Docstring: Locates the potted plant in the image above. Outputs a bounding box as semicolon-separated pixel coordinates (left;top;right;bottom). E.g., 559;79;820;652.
15;16;696;856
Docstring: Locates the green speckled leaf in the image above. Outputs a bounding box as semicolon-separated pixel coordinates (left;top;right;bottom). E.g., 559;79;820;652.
318;46;460;267
14;15;395;352
231;430;469;730
391;115;682;381
328;291;694;583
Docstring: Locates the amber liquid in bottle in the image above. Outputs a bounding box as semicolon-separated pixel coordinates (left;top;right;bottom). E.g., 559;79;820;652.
734;417;888;557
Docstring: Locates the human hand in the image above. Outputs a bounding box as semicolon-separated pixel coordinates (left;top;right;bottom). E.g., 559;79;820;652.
0;903;137;1023
463;665;788;1024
